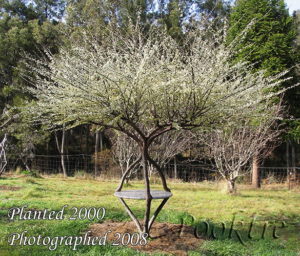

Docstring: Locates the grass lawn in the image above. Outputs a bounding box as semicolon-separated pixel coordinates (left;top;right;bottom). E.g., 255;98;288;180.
0;174;300;255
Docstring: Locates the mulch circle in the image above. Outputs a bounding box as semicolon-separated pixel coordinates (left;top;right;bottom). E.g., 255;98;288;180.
90;221;204;255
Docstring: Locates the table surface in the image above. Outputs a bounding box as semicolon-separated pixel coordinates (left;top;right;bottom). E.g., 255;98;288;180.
114;190;172;200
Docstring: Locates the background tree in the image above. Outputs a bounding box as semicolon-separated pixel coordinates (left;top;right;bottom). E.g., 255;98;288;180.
227;0;296;75
112;130;192;184
149;130;192;174
0;0;66;165
162;0;183;40
111;132;140;183
66;0;154;39
33;0;66;22
289;10;300;143
199;104;283;193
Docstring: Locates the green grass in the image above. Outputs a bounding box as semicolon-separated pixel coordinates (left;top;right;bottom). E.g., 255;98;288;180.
0;175;300;255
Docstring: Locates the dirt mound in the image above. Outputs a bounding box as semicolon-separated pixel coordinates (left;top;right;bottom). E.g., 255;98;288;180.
90;221;204;255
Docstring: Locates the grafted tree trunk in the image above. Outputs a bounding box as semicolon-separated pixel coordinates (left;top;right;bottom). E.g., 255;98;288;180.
252;155;260;188
114;127;172;236
142;142;152;235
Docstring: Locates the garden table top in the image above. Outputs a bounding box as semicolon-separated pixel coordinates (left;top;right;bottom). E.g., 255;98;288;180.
114;190;172;200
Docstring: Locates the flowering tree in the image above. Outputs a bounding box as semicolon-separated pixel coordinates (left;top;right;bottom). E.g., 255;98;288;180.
24;21;290;234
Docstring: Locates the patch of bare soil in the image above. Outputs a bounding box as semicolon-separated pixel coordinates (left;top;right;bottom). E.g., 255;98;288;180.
90;221;204;255
0;185;21;191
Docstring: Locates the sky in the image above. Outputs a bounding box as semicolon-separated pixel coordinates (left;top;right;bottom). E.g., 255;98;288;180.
285;0;300;13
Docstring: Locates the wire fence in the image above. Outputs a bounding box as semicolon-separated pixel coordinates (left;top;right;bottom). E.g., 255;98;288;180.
164;164;300;186
164;163;218;182
4;154;300;188
5;154;94;176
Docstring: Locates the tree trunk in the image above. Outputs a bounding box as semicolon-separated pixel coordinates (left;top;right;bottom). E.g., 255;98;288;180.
84;125;89;173
99;131;103;151
290;142;296;189
146;153;170;192
174;157;177;179
46;141;49;175
22;158;31;172
94;131;99;177
286;141;290;168
227;179;236;194
61;128;67;177
291;142;296;177
286;140;290;189
55;127;67;177
252;155;260;188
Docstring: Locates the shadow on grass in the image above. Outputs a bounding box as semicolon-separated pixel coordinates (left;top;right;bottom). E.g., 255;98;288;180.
238;193;291;200
0;176;20;180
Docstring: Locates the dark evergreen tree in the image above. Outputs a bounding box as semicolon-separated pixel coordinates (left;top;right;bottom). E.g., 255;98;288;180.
227;0;296;76
0;0;38;20
0;0;64;159
163;0;183;40
33;0;66;22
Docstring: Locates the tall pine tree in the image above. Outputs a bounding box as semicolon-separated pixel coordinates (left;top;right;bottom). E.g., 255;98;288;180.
227;0;296;76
